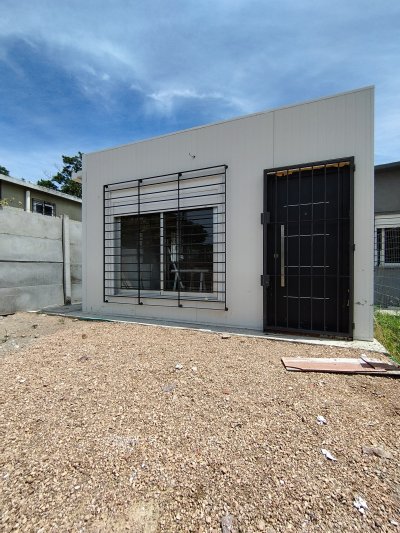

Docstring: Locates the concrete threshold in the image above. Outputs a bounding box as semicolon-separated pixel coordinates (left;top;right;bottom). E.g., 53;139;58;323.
39;304;387;354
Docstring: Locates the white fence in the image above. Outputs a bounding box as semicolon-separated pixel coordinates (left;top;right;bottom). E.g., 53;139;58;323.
0;206;81;314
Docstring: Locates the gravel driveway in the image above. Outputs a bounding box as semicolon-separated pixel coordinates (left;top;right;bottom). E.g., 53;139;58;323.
0;313;399;532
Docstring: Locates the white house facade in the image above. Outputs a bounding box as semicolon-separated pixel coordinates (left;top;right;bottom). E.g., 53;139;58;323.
82;87;374;340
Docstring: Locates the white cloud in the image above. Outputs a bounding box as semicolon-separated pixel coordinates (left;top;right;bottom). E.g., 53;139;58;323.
0;0;399;161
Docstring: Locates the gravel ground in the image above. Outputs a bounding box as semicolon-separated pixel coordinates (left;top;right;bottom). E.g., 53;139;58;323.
0;313;399;532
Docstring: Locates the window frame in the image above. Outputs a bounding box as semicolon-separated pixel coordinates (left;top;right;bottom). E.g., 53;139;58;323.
115;205;221;300
103;165;227;309
32;198;56;217
375;214;400;268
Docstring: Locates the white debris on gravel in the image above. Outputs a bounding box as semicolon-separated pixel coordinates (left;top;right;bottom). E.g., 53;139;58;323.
317;415;327;425
175;363;183;370
221;512;237;532
321;449;337;461
353;496;368;514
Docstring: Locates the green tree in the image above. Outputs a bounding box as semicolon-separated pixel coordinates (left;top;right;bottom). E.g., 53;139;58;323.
0;165;10;176
38;152;82;198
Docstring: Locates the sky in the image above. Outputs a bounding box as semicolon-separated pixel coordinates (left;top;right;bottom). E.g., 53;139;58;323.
0;0;399;182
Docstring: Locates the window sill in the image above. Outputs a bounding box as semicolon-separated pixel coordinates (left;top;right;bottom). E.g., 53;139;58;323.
113;289;220;301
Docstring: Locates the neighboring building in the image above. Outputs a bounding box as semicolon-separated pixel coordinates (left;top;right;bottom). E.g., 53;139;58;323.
81;87;374;340
374;161;400;308
0;173;82;221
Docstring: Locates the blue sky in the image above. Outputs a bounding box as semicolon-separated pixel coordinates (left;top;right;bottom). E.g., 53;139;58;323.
0;0;399;182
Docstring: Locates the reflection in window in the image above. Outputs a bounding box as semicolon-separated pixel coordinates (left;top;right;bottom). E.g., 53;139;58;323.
384;227;400;264
120;213;160;290
119;208;214;293
164;208;213;292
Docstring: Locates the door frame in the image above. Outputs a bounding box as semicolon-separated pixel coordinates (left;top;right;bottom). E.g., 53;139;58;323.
262;156;355;338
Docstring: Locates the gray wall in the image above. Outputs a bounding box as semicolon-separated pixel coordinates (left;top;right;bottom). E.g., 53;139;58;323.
0;179;82;221
375;166;400;214
0;206;81;314
374;165;400;308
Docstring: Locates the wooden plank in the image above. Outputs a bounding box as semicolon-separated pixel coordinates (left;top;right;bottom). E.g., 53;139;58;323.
281;357;400;376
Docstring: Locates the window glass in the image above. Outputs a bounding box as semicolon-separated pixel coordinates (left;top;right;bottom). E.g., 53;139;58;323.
32;199;44;214
120;213;160;290
119;207;214;293
44;202;55;216
384;227;400;264
32;199;55;216
164;208;213;292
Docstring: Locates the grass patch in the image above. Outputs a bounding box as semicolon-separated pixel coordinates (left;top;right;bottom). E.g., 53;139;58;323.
374;311;400;364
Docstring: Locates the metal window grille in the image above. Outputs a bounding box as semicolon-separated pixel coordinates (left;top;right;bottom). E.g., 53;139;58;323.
104;165;227;310
374;217;400;309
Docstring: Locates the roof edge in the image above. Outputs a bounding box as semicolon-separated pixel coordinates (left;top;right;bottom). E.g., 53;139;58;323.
85;86;374;158
0;173;82;203
375;161;400;171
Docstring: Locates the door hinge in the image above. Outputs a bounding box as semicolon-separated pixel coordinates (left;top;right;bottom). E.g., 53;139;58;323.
352;243;356;252
261;212;270;225
352;322;355;330
261;274;270;287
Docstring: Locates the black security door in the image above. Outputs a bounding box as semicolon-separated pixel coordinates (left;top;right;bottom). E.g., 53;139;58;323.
263;159;354;337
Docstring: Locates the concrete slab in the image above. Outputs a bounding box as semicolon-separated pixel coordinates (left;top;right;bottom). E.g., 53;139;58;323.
40;304;388;354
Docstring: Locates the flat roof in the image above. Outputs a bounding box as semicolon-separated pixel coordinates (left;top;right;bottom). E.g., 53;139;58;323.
375;161;400;171
0;173;82;203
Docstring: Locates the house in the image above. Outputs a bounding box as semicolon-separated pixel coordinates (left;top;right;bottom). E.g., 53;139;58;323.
0;173;82;221
374;161;400;308
81;87;374;340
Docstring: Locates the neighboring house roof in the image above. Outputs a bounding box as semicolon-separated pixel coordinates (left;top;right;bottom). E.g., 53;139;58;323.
375;161;400;171
0;173;82;203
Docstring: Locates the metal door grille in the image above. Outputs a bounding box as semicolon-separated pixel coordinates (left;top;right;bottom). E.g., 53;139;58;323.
263;158;354;338
104;165;227;310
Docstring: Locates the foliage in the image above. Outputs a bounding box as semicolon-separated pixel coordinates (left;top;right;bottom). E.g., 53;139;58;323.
374;311;400;363
36;179;57;190
0;197;23;207
0;165;10;176
37;152;82;198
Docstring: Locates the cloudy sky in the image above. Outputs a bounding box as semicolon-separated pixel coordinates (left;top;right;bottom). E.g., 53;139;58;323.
0;0;399;182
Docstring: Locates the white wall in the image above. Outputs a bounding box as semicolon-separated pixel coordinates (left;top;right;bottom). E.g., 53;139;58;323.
83;87;374;340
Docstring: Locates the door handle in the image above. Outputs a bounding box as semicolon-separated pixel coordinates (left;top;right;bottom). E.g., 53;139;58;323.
280;224;285;287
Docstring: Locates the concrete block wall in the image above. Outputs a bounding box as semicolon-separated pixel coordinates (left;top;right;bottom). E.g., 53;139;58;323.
0;206;82;314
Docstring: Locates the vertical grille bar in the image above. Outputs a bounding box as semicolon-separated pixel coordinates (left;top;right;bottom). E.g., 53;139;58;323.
138;179;141;305
297;169;301;329
286;171;289;327
323;164;327;331
224;165;228;311
103;184;106;302
177;172;181;307
310;165;314;330
336;165;340;332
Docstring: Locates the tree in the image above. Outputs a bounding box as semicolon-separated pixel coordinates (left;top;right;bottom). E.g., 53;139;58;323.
37;152;82;198
0;165;10;176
